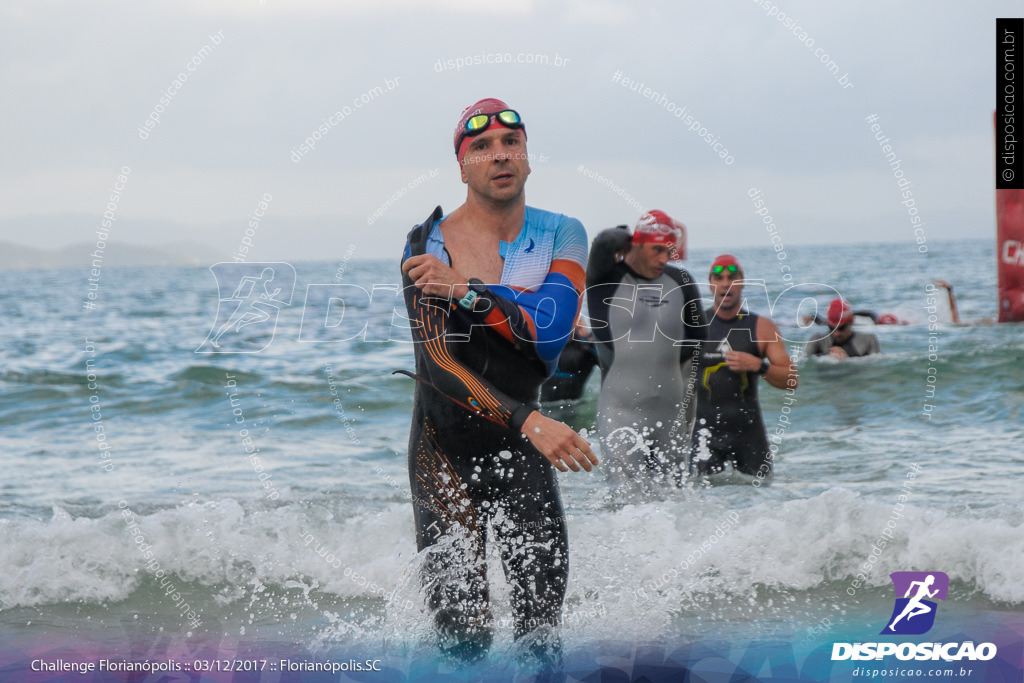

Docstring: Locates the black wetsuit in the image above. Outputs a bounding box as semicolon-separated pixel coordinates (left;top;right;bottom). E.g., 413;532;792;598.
690;311;771;477
539;337;598;403
398;206;587;658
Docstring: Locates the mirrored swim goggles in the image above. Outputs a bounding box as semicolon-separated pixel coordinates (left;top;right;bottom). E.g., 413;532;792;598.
711;264;739;275
454;109;525;154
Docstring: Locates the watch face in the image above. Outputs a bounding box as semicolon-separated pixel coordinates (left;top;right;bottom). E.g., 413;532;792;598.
468;278;486;294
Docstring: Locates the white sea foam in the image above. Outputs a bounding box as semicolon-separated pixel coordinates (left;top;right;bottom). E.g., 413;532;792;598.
1;489;1020;622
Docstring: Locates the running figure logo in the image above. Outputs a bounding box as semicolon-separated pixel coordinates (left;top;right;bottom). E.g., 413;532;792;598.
197;263;296;353
880;571;949;635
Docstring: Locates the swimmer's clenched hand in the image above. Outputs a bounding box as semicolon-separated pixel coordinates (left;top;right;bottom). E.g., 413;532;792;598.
402;254;469;299
521;412;598;473
724;350;760;373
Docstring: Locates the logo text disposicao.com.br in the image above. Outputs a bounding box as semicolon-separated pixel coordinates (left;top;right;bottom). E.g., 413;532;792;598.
832;571;996;663
831;641;996;662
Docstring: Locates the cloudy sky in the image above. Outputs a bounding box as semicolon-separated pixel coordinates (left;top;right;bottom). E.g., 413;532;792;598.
0;0;1015;261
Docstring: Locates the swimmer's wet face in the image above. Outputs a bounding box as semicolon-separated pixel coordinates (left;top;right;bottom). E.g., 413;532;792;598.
631;210;686;260
826;298;855;344
625;242;672;279
831;321;854;344
459;125;531;205
709;268;744;315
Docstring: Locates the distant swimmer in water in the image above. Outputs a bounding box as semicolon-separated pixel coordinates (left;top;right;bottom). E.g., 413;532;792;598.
933;279;961;324
540;322;599;403
586;211;706;489
927;279;1000;324
690;255;797;481
803;309;905;326
803;280;963;326
398;98;596;663
889;574;940;631
804;298;881;359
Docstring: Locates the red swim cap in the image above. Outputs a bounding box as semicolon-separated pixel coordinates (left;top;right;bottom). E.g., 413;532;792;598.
453;98;526;165
709;254;743;276
632;210;686;259
877;313;900;325
827;298;854;327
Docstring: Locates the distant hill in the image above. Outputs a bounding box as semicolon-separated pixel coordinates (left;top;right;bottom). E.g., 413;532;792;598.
0;240;226;270
0;212;390;265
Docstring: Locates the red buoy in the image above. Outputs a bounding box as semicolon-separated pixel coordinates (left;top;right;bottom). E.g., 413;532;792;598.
996;187;1024;322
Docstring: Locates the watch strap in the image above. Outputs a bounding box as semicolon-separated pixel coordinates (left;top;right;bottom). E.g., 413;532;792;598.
457;289;478;310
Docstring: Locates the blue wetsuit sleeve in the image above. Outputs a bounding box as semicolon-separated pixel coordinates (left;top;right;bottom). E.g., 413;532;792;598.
470;219;588;375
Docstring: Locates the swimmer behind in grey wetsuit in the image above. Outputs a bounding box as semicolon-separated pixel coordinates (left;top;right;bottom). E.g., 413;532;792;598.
586;212;706;488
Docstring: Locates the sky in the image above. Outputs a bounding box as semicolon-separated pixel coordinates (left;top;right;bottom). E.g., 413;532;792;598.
0;0;1016;262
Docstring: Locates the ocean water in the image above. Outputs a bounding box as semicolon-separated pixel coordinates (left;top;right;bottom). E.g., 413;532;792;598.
2;238;1022;681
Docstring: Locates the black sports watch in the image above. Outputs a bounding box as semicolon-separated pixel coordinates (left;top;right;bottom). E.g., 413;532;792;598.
468;278;487;294
757;357;771;376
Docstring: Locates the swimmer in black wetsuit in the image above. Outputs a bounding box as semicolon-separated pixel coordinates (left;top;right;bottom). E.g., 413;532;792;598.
398;98;597;662
804;298;881;359
690;255;797;480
